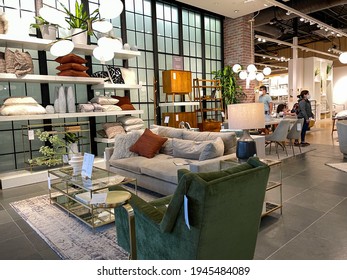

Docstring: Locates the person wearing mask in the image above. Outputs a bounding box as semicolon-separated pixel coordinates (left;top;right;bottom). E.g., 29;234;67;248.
259;85;273;134
296;90;314;146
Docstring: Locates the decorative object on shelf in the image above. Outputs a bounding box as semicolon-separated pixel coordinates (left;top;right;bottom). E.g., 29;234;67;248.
55;53;89;77
0;96;46;116
0;13;8;34
212;65;245;105
5;48;34;77
38;0;124;62
0;51;4;73
58;85;67;113
68;153;84;176
66;86;76;113
30;15;59;40
227;103;265;162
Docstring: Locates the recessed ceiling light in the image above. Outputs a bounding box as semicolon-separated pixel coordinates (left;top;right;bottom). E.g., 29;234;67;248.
234;10;239;13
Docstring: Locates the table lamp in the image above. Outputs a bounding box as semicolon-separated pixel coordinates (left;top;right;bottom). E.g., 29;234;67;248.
227;103;265;162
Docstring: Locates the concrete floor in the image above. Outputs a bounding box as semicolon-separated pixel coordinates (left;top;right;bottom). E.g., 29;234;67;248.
0;118;346;259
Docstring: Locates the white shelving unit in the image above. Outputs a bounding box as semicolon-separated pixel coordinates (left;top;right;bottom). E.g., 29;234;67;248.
91;83;142;90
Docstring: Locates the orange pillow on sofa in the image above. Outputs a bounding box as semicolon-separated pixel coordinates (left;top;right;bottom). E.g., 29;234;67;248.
57;70;90;77
129;128;168;158
56;63;88;71
55;54;88;64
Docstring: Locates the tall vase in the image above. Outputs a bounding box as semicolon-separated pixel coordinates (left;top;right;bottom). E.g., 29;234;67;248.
68;153;84;176
58;86;67;113
66;86;76;113
68;142;79;159
71;28;87;45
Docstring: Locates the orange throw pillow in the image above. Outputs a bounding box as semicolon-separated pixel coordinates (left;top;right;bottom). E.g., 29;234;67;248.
56;63;88;71
121;104;136;110
111;95;131;106
55;54;88;64
129;128;167;158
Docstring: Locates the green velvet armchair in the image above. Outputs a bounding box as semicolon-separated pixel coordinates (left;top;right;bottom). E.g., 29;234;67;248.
113;157;270;260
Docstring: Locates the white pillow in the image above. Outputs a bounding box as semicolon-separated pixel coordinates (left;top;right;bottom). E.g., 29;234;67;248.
110;130;143;160
0;104;46;115
89;96;119;105
123;123;145;132
172;138;213;160
117;115;144;125
3;96;38;105
120;68;136;84
100;105;122;111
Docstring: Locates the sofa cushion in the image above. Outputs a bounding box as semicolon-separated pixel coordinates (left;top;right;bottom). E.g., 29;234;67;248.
172;138;216;160
140;158;191;184
182;130;236;155
199;137;224;161
160;138;173;156
130;128;168;158
153;125;184;138
110;154;173;175
110;130;143;160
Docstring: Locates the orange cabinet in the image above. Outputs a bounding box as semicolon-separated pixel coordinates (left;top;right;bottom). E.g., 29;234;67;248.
162;70;192;102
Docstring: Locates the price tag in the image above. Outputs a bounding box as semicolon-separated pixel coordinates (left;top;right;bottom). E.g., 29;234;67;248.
28;130;35;140
81;153;95;178
164;116;170;123
47;176;51;190
221;112;225;118
175;114;179;121
184;195;190;230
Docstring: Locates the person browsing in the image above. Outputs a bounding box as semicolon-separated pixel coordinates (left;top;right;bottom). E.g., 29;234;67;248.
296;90;314;146
259;85;273;116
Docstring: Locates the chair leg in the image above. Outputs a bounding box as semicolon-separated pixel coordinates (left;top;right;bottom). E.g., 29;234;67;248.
289;139;295;155
275;142;279;159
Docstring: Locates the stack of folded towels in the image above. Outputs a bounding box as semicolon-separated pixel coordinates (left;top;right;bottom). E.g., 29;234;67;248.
78;96;122;112
117;115;145;132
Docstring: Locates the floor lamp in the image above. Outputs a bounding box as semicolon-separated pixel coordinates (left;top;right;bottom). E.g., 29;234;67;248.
228;103;265;162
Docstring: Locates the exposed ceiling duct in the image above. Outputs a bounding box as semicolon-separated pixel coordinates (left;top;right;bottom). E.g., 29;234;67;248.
254;0;347;38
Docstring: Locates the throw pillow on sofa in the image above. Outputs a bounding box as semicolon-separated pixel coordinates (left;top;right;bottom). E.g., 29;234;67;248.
130;128;168;158
110;130;143;160
199;137;224;161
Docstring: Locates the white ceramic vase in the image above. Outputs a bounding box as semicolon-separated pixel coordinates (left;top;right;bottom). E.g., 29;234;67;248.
68;153;84;176
40;25;57;40
68;142;79;159
66;86;76;113
71;28;87;45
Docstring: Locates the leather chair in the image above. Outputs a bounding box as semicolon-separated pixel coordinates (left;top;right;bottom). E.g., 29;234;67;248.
112;157;270;260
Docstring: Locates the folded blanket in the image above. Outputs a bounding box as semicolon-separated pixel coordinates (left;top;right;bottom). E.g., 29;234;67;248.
78;103;94;112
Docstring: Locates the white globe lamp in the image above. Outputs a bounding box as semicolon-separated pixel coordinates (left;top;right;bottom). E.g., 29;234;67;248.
232;64;242;73
99;0;124;19
239;70;248;80
50;40;74;57
339;52;347;64
92;21;113;33
248;71;257;80
247;64;257;73
256;72;265;81
263;67;272;76
93;46;114;62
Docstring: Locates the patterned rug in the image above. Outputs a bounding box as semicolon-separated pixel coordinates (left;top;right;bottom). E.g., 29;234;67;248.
9;185;162;260
325;162;347;173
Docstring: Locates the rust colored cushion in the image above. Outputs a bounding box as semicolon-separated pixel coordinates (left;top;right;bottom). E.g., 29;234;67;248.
55;54;87;64
56;63;88;71
111;95;131;106
121;103;136;110
57;70;90;77
129;128;168;158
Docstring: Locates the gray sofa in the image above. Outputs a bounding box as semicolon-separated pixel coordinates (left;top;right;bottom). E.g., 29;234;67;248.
105;125;237;195
337;120;347;158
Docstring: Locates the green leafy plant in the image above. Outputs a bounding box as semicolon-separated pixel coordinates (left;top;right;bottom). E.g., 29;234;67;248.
28;130;82;167
212;65;246;105
59;0;99;35
30;15;59;29
327;64;333;75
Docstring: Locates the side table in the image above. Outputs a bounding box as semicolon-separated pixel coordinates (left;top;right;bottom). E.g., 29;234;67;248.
220;158;282;217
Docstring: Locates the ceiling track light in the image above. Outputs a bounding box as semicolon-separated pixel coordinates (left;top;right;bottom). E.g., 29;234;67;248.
266;0;347;39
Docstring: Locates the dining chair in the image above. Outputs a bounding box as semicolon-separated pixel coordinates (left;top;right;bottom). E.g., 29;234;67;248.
287;119;304;155
265;120;291;158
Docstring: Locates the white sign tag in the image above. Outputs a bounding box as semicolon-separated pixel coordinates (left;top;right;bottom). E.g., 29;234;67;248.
47;176;51;190
81;153;95;178
184;195;191;230
175;114;179;121
28;130;35;140
221;112;225;118
164;116;170;123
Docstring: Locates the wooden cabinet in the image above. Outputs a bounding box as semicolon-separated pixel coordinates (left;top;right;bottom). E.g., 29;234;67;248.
162;111;197;128
162;70;192;102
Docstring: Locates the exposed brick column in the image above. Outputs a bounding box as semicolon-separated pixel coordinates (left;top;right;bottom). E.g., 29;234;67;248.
224;14;255;102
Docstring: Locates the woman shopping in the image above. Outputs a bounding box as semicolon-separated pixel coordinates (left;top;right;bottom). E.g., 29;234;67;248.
296;90;314;146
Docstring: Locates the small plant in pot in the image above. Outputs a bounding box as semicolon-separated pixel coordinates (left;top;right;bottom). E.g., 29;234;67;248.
30;16;59;40
59;0;99;44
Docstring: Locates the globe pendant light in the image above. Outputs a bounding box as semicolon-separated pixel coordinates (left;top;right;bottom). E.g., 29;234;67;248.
50;40;74;57
39;6;66;27
263;66;272;76
339;52;347;64
93;46;114;63
99;0;124;19
92;21;113;33
97;37;123;52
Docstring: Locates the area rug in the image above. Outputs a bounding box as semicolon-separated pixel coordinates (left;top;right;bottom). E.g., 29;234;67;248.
10;194;129;260
325;162;347;173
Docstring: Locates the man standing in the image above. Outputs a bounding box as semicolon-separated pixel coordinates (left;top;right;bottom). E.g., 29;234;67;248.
258;85;273;134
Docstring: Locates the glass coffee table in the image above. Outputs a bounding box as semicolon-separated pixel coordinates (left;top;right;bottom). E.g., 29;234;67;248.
48;166;137;228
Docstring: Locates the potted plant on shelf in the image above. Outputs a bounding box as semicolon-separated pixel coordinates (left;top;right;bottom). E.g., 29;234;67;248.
59;0;99;44
212;65;246;105
30;16;59;40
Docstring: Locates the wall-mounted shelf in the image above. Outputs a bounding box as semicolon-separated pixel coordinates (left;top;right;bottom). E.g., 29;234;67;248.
159;102;199;107
91;83;142;90
0;34;141;60
0;110;144;122
0;73;104;84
